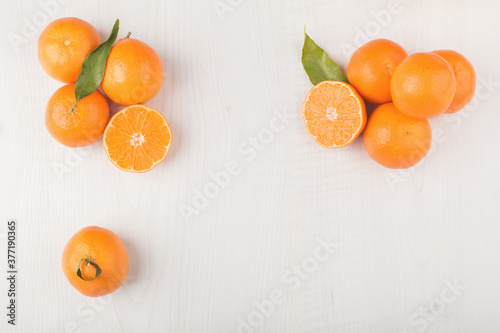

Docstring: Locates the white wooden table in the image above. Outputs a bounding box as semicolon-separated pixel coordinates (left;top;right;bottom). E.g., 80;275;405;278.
1;0;500;332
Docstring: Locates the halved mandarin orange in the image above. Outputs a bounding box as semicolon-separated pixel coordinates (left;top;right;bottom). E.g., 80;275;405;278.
303;81;366;148
103;105;172;173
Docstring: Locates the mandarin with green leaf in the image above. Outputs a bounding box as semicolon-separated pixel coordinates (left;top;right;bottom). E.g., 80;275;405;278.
62;226;128;297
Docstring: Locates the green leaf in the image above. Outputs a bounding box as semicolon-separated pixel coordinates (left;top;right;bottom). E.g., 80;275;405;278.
76;258;102;281
301;28;348;85
73;19;120;105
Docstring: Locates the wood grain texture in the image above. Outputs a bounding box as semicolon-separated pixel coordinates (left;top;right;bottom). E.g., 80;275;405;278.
0;0;499;332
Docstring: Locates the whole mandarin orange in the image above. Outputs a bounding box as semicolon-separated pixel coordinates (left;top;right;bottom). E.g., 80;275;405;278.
390;52;456;119
432;50;476;114
363;103;432;169
347;39;408;104
62;226;129;297
45;84;109;147
38;17;101;83
101;36;164;106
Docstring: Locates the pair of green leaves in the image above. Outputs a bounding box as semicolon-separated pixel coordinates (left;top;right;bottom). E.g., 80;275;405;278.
70;19;120;112
301;27;348;85
74;23;340;109
76;257;102;281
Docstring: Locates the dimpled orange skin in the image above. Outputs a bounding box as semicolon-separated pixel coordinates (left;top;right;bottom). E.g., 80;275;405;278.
432;50;476;114
62;226;129;297
101;37;164;106
347;39;408;104
363;103;432;169
37;17;101;83
45;84;109;147
390;52;456;119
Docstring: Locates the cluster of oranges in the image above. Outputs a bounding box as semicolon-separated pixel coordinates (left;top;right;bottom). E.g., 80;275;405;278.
37;17;175;297
46;27;477;297
38;17;172;173
303;38;476;169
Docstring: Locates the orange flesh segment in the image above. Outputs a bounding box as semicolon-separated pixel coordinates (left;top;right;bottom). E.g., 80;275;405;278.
303;81;365;148
104;105;172;172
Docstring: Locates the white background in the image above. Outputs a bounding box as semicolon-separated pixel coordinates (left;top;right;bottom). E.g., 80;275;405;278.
1;0;500;332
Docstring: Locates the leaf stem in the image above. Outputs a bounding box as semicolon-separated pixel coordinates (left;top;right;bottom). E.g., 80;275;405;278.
68;103;77;114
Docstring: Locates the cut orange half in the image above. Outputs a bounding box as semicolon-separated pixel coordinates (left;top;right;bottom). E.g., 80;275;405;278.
303;81;366;148
103;105;172;173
